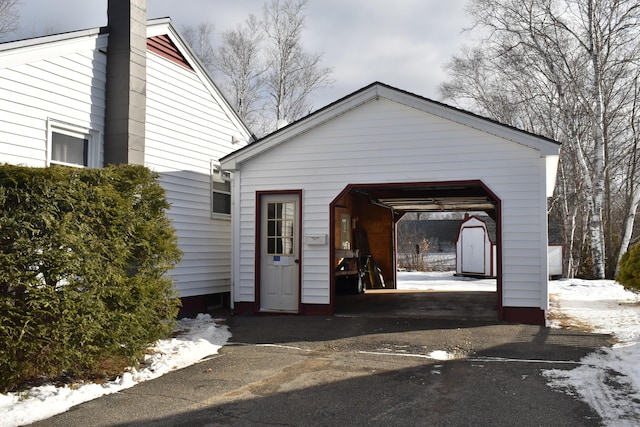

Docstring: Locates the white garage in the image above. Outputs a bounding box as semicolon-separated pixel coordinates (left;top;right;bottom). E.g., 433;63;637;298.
220;82;560;325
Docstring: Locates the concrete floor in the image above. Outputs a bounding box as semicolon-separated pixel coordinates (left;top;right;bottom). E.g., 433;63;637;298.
335;289;499;321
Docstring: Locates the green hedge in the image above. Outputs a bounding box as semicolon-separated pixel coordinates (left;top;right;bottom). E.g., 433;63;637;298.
0;164;181;392
617;242;640;292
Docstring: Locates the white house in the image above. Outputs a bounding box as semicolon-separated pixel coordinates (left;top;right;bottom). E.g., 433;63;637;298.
220;82;561;325
0;0;252;315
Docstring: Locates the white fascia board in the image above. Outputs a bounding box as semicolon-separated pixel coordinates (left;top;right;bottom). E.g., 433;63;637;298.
220;156;238;171
220;86;379;170
145;18;173;37
0;29;106;69
378;85;561;157
539;157;551;310
546;155;559;197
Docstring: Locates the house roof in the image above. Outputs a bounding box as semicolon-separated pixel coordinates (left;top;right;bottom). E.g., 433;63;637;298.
220;82;561;170
0;27;108;68
0;18;252;143
0;27;105;54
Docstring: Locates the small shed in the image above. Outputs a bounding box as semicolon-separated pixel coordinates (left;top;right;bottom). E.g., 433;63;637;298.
455;215;497;277
456;215;564;278
548;245;564;277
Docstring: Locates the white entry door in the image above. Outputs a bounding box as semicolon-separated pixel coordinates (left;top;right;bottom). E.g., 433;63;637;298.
260;194;300;312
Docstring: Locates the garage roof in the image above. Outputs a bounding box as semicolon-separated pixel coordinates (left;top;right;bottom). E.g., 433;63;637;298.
220;82;561;170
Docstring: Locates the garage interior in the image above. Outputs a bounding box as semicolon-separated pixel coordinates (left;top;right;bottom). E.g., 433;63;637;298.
331;181;501;321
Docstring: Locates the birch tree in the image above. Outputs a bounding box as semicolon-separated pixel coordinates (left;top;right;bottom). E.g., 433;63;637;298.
182;23;216;71
262;0;333;124
0;0;19;39
441;0;640;279
214;15;264;131
184;0;332;135
614;72;640;275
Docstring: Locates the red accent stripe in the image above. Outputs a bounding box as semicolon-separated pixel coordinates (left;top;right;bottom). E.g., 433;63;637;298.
146;35;194;71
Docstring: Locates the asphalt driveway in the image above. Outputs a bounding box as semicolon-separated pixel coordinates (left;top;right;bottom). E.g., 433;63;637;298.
30;314;614;427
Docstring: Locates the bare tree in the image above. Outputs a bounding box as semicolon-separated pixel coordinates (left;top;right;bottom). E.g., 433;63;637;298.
182;22;216;71
614;72;640;275
441;0;640;279
262;0;333;125
214;15;264;130
0;0;19;40
181;1;332;135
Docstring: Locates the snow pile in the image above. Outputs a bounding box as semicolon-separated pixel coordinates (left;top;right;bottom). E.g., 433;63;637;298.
427;350;456;360
143;314;231;375
544;279;640;426
0;314;230;427
547;279;640;342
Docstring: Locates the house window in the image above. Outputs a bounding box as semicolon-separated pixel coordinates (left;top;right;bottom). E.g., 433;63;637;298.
48;120;98;167
211;161;231;217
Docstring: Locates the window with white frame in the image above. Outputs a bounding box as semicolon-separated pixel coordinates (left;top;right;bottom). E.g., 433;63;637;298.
211;160;231;217
48;120;98;167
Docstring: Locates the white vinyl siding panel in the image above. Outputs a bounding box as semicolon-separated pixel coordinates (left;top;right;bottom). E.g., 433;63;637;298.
0;27;251;299
144;51;248;298
235;98;548;308
0;42;107;166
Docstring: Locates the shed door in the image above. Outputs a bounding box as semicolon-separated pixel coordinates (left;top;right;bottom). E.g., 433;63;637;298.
260;194;300;312
461;226;485;274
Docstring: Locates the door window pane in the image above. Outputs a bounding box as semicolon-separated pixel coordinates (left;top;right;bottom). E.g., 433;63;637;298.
266;201;295;255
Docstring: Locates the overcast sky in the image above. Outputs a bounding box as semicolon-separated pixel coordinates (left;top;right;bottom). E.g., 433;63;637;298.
13;0;472;109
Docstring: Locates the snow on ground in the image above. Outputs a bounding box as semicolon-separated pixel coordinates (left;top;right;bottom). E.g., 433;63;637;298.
2;272;640;426
0;314;231;427
544;278;640;426
397;270;497;291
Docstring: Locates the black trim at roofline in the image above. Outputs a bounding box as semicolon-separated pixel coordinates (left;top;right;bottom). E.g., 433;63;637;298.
220;81;561;163
371;82;561;146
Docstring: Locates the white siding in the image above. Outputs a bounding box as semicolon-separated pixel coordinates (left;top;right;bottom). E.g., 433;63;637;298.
0;37;107;166
234;97;548;309
145;51;249;297
0;29;251;299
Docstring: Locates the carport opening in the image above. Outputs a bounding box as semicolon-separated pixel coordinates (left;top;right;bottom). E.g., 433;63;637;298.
330;181;502;321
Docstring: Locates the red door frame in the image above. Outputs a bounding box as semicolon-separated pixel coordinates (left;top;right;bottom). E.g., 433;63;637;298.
253;190;303;314
328;180;503;320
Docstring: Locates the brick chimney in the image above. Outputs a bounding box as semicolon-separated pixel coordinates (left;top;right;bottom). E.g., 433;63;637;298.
104;0;147;165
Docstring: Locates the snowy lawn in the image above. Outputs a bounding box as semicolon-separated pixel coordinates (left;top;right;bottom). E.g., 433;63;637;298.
544;278;640;426
2;272;639;426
